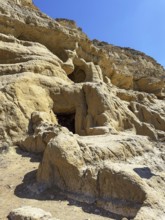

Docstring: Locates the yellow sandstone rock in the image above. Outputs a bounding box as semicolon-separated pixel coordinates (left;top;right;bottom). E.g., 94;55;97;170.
0;0;164;219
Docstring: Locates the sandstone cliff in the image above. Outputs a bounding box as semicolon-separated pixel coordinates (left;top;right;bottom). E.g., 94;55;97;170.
0;0;165;219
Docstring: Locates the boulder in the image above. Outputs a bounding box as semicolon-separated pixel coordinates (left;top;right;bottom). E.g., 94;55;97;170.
8;206;53;220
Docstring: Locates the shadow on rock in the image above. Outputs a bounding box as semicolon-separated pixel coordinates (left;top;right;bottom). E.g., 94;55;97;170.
134;167;156;179
14;170;126;220
14;170;63;201
67;200;126;220
16;147;42;163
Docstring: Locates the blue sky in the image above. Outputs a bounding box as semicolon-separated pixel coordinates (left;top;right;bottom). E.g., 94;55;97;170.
33;0;165;67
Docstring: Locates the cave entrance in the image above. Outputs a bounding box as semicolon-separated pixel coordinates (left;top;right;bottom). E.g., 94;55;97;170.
56;113;75;134
68;66;86;83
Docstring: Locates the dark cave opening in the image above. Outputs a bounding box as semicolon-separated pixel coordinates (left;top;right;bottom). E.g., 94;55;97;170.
68;66;86;83
56;113;75;134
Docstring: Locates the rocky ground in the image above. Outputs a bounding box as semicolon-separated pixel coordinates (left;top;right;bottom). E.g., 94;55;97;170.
0;147;120;220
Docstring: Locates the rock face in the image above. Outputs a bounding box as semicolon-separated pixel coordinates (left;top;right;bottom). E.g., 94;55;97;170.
0;0;165;219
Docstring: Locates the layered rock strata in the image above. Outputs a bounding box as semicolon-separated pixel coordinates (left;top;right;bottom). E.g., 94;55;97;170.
0;0;165;219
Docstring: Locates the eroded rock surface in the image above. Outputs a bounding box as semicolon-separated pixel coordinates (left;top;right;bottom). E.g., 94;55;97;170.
8;206;55;220
0;0;165;219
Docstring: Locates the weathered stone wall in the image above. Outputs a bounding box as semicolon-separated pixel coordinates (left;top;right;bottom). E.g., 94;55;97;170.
13;0;32;6
0;1;165;219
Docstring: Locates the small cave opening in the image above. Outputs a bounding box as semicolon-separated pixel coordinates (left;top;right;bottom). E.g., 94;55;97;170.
56;113;76;134
68;66;86;83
